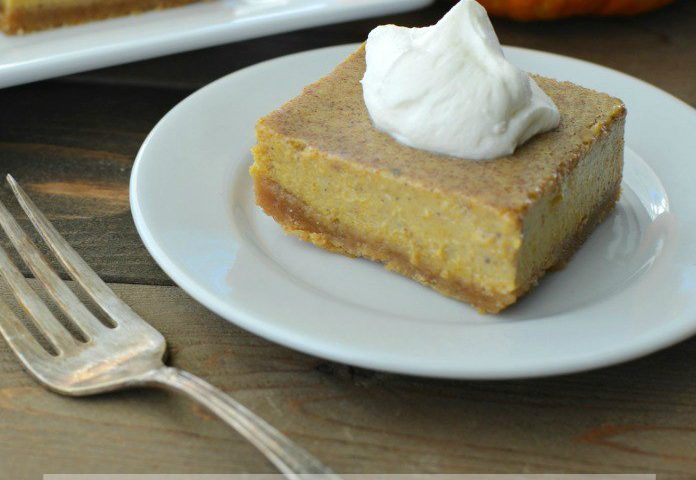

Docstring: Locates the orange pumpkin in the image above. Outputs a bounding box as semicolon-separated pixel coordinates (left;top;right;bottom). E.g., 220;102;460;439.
477;0;676;20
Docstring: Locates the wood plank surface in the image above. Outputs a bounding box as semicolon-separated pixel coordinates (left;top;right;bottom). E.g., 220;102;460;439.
0;281;695;478
0;0;694;478
0;82;186;285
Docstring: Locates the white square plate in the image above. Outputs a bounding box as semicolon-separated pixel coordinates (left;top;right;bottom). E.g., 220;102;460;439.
0;0;431;88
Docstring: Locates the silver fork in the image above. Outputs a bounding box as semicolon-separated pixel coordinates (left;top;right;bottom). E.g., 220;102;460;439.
0;174;338;478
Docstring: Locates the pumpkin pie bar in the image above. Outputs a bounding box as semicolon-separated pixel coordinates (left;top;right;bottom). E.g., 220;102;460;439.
1;0;200;34
250;45;626;313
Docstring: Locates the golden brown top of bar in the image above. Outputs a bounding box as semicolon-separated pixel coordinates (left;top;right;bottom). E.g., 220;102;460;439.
258;45;625;213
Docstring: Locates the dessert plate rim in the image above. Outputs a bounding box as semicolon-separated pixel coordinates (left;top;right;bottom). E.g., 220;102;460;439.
130;43;696;379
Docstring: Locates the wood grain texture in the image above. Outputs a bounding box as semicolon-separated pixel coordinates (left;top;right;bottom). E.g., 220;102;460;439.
0;282;694;479
0;82;188;285
0;0;694;477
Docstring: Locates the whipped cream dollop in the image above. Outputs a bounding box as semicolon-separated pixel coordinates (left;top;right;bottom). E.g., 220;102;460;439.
361;0;560;160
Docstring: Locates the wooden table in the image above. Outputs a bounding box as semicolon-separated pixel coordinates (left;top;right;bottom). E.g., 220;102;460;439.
1;1;695;478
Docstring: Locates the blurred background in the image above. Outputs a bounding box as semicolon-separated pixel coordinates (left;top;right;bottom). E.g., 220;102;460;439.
54;0;694;101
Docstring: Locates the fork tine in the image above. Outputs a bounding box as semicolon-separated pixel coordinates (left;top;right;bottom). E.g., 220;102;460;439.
0;241;76;354
0;296;52;366
7;175;144;328
0;198;105;339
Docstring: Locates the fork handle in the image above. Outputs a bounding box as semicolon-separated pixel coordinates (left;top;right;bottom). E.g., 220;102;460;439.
143;366;339;478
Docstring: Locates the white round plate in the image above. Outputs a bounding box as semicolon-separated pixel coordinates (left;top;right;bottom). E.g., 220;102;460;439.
131;44;696;379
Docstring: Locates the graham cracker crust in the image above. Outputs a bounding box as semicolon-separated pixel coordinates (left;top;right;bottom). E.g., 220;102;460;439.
1;0;199;34
253;173;622;314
